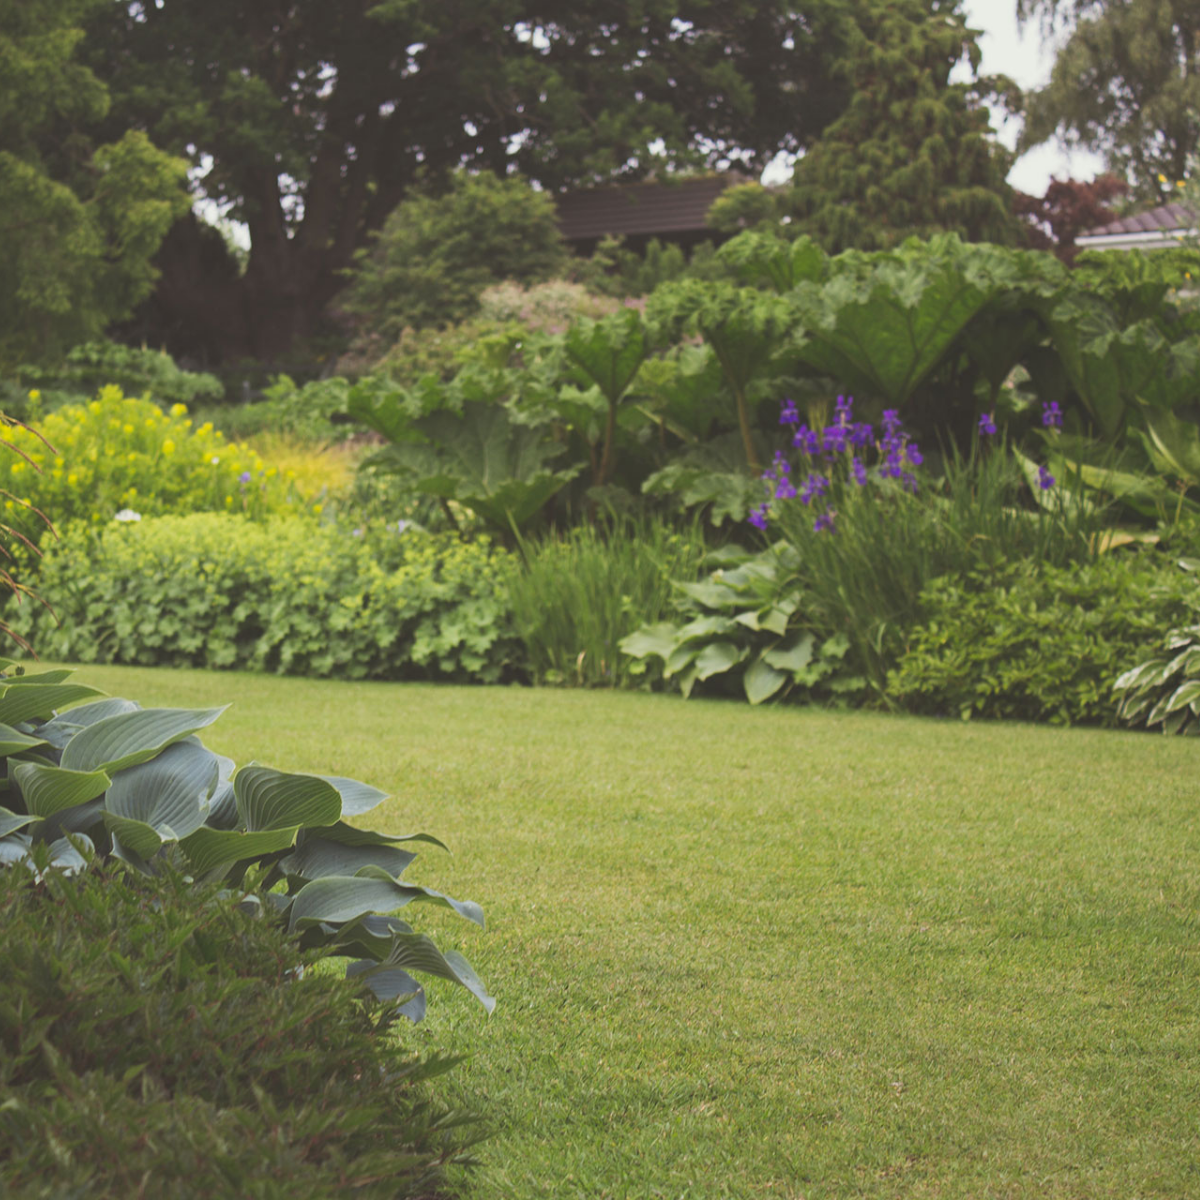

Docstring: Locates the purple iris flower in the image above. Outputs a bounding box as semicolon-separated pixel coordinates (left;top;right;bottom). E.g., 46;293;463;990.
238;471;252;484
851;457;868;487
978;412;997;436
748;503;771;531
800;472;830;506
779;397;800;425
792;424;821;455
813;511;837;534
1038;464;1056;490
1042;401;1063;429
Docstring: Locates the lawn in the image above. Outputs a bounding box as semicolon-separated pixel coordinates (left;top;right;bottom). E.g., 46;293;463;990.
54;663;1200;1200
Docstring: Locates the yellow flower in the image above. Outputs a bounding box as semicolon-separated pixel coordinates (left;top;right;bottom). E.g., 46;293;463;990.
313;504;323;514
162;440;176;455
123;424;135;435
3;501;11;511
145;418;157;429
224;495;234;507
67;473;77;486
10;462;23;475
89;401;102;415
1158;172;1168;183
170;403;188;417
198;422;213;435
28;389;40;402
54;457;64;468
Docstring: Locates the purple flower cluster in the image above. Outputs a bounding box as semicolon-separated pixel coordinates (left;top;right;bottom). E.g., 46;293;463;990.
978;412;997;437
1042;401;1063;429
753;394;923;534
1038;464;1055;490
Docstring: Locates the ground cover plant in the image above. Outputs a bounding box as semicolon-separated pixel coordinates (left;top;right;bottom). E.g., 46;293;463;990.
50;663;1200;1200
0;859;483;1198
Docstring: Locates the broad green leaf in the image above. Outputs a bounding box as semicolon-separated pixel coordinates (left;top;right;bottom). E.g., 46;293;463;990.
765;633;816;675
674;580;746;610
564;309;647;405
179;826;300;875
61;706;228;774
280;838;417;882
618;623;680;663
319;775;389;818
289;875;484;931
37;698;141;750
0;684;105;726
390;936;494;1015
0;806;37;837
11;763;111;819
47;833;93;875
0;833;32;866
743;657;787;705
1163;680;1200;715
692;642;748;681
0;723;48;757
2;669;76;687
103;741;219;857
346;961;425;1019
234;766;342;832
304;822;448;852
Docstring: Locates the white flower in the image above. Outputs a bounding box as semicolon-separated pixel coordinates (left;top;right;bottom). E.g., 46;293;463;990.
210;456;220;465
114;509;142;523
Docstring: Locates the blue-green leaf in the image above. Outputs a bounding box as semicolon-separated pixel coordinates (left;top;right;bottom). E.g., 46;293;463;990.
61;706;228;774
234;766;342;832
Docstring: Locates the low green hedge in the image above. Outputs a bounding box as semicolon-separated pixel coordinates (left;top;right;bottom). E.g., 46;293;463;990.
0;861;481;1198
887;554;1200;725
13;513;520;682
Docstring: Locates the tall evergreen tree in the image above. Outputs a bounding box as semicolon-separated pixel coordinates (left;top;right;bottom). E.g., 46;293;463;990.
1018;0;1200;200
788;0;1020;251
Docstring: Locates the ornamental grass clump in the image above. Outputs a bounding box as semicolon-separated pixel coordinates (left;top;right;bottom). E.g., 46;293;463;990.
750;395;1101;694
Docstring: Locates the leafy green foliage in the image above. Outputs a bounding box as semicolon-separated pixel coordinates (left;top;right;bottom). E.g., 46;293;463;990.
0;664;491;1017
1113;561;1200;734
15;340;224;409
0;0;189;369
1019;0;1200;199
506;516;709;688
787;0;1020;251
889;554;1198;725
620;544;866;704
0;860;482;1197
10;514;520;684
343;172;569;338
0;387;307;567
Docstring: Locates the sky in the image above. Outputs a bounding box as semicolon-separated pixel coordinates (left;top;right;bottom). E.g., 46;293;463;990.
761;1;1107;195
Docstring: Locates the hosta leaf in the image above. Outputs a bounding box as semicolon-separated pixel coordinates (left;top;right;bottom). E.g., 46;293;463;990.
289;875;485;931
1163;680;1200;715
107;740;219;833
279;838;417;882
37;699;141;750
47;833;93;875
386;934;495;1014
11;763;111;819
618;623;680;663
765;632;816;674
0;806;37;837
179;826;300;875
346;961;426;1021
1162;707;1189;736
1146;693;1174;728
234;766;342;832
743;657;787;705
61;707;228;774
693;642;748;681
2;670;77;687
318;776;389;818
0;684;105;726
304;822;448;852
0;723;48;757
0;833;32;866
334;913;416;961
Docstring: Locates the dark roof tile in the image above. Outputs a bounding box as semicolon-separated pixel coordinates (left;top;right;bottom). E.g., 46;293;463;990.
1083;202;1194;237
555;174;743;241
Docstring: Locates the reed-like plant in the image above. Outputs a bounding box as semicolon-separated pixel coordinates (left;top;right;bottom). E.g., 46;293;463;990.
506;515;709;688
756;398;1107;694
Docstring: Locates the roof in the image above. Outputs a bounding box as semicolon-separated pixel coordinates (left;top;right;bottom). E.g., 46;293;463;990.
1077;202;1196;250
554;174;744;242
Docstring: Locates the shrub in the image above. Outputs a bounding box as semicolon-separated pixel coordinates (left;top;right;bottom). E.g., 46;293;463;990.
0;861;483;1198
0;387;309;564
12;514;521;682
341;171;568;339
619;543;868;705
200;374;356;442
505;516;709;688
17;339;225;409
0;664;491;1019
887;554;1199;725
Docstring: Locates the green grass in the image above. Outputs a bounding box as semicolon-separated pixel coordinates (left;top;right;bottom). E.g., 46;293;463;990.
48;664;1200;1199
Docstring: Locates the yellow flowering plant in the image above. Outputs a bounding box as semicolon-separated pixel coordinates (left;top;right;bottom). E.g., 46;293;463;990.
0;387;316;566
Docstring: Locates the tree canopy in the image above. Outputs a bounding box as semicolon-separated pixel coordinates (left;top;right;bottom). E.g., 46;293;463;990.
788;0;1020;251
81;0;862;362
0;0;188;370
1018;0;1200;199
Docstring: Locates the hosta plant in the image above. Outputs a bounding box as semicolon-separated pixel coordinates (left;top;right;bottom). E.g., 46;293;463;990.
0;662;491;1021
619;544;866;705
1113;568;1200;735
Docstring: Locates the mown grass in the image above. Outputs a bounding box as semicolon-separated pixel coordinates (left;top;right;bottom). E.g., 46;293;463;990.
50;664;1200;1199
